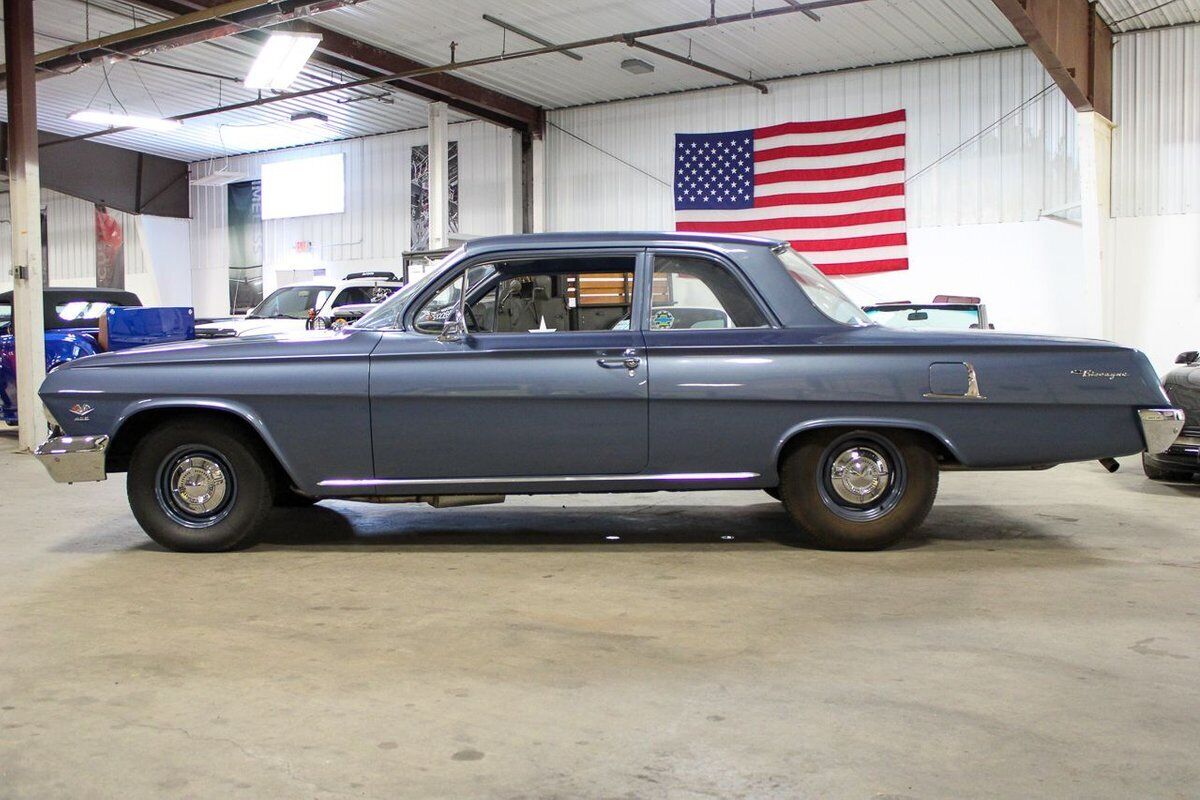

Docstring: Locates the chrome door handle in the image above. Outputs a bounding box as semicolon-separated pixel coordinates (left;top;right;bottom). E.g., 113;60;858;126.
597;348;641;370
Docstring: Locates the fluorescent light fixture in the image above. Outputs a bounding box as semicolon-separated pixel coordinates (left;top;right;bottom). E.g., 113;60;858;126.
290;111;328;126
245;32;322;91
190;168;250;187
620;58;654;75
68;109;181;132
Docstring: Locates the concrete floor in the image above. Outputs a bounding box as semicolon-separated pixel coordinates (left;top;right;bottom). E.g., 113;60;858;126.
1;429;1197;799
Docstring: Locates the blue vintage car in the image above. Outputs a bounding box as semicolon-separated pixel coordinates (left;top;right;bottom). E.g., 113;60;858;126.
33;233;1183;552
1;287;194;426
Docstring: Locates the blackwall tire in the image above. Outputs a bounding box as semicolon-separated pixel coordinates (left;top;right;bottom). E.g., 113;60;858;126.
780;429;938;551
1141;453;1193;482
127;420;275;552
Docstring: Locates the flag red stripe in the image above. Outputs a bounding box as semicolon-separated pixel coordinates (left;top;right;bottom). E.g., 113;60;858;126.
754;183;904;207
755;134;906;161
676;208;905;233
755;110;906;138
755;159;905;185
811;258;910;276
789;233;907;252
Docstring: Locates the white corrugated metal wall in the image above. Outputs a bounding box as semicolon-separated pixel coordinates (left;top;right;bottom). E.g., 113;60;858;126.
0;189;148;294
189;120;518;290
545;47;1079;231
1111;23;1200;217
1108;23;1200;370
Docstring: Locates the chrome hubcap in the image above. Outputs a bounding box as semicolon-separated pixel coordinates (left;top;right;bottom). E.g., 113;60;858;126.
169;456;228;516
828;446;891;505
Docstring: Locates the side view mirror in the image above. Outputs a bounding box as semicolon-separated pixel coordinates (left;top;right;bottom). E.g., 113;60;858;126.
437;305;467;343
1176;350;1199;365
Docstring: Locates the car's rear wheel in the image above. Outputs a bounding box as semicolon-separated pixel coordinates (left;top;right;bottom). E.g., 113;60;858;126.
1141;453;1194;482
780;428;938;551
127;420;275;552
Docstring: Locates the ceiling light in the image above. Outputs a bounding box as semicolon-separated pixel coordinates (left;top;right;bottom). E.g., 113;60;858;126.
620;58;654;75
68;109;181;132
290;111;328;126
244;32;322;91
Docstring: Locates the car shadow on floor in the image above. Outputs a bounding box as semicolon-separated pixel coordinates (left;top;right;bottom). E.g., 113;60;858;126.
229;498;1080;553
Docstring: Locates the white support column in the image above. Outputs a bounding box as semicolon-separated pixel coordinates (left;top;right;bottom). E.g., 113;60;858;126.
1077;110;1116;341
5;0;48;451
508;130;524;234
427;101;449;251
531;135;546;233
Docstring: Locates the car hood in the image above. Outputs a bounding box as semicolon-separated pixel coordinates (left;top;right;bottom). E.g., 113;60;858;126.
55;328;383;368
195;317;307;337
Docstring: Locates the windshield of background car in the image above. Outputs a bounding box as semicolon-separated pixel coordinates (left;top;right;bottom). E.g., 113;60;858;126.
0;300;10;332
776;247;872;326
355;248;464;330
54;300;124;325
865;306;983;329
331;285;397;308
249;286;332;319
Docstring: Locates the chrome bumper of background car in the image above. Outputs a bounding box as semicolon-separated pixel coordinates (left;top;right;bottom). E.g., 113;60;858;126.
34;435;109;483
1137;408;1186;454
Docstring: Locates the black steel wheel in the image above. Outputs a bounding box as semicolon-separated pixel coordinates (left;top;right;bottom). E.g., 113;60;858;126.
780;428;938;550
128;419;275;552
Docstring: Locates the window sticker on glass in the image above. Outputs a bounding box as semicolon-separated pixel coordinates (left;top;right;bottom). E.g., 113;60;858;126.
651;309;675;329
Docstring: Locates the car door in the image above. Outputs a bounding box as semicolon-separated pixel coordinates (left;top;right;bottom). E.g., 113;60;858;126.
640;249;785;475
369;250;649;481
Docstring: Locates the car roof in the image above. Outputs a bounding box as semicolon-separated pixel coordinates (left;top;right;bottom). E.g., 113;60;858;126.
462;231;786;252
0;287;141;304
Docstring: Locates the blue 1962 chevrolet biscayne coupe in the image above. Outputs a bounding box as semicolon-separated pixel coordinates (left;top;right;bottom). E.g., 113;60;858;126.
33;233;1183;552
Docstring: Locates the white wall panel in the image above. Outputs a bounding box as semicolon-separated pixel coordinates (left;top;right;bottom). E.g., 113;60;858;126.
1112;24;1200;217
545;48;1079;231
189;120;517;307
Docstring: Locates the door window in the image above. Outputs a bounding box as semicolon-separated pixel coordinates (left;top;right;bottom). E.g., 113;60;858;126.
415;256;637;335
648;255;768;330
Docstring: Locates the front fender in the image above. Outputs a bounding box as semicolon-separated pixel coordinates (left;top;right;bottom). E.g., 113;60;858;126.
108;398;301;486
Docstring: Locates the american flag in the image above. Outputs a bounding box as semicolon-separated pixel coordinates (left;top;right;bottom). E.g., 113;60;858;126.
673;109;907;275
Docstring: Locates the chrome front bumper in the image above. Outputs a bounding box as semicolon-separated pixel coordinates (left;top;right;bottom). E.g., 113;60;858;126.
1137;408;1186;454
34;435;109;483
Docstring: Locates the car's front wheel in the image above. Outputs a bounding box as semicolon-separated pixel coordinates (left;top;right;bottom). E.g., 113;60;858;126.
127;419;275;552
780;429;938;551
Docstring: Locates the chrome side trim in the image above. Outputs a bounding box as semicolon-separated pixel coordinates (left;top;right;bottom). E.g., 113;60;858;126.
318;471;760;488
1137;408;1186;454
34;435;109;483
923;361;987;401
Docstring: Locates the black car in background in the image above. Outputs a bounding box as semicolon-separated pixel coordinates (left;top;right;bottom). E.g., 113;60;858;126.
1143;349;1200;481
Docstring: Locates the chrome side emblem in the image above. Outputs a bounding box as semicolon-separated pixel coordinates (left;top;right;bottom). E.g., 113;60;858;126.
1071;369;1128;380
68;403;94;418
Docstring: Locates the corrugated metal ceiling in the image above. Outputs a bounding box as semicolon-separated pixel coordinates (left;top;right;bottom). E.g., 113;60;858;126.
5;0;1196;163
1;0;471;161
319;0;1025;109
1096;0;1200;33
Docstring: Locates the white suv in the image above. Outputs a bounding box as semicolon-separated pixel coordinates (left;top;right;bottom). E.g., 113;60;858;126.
196;272;404;339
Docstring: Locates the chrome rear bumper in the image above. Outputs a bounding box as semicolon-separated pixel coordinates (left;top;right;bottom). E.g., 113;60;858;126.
34;435;109;483
1137;408;1186;454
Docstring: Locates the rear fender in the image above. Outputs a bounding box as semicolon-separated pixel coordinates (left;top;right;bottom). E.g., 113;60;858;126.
770;417;964;479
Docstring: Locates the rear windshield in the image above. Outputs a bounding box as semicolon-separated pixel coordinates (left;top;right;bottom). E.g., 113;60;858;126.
54;300;124;325
776;247;872;327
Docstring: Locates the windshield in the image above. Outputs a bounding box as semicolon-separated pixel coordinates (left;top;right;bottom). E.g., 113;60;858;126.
776;247;872;326
865;306;983;329
0;300;10;333
248;285;333;320
355;248;464;330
